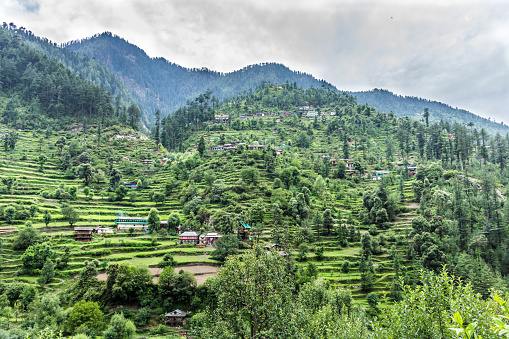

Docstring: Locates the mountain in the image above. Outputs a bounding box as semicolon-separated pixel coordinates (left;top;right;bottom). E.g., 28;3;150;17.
4;26;506;135
352;88;509;135
64;32;336;122
0;27;135;130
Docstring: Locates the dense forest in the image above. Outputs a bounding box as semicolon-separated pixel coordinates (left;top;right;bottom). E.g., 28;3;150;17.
1;22;509;339
353;88;509;135
64;32;336;123
0;26;143;131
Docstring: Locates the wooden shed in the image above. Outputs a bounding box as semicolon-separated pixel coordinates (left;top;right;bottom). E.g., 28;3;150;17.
74;227;94;242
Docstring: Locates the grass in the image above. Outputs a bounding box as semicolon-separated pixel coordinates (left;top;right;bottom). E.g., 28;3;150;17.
0;115;420;303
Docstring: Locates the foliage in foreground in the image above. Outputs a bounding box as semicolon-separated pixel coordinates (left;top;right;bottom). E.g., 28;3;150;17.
190;248;509;339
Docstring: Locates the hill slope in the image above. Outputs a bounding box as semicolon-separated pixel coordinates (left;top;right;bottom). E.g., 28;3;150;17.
352;88;509;135
64;32;336;121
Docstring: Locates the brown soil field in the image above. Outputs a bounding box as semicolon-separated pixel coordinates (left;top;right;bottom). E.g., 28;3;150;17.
97;264;218;285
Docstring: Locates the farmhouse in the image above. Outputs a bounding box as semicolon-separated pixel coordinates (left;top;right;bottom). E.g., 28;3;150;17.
115;217;149;232
215;114;229;122
239;223;251;239
179;231;199;244
263;243;281;251
95;227;114;234
374;170;390;180
333;158;354;170
165;309;187;326
205;233;222;246
306;111;319;118
123;181;138;189
74;227;94;242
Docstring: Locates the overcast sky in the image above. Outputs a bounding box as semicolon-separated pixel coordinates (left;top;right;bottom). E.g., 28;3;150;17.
2;0;508;124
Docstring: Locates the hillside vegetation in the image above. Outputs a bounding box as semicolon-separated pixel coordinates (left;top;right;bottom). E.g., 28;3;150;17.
1;22;509;339
0;81;508;337
353;88;509;135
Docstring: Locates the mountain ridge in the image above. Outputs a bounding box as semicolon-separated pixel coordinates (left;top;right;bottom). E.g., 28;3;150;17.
351;88;508;135
64;32;336;122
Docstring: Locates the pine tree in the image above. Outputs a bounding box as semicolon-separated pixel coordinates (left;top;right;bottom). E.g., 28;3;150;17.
154;109;161;150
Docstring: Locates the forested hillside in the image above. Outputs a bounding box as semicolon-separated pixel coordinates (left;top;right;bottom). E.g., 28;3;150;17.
353;88;509;135
0;80;508;338
63;32;336;121
0;24;136;116
0;27;144;131
4;23;506;137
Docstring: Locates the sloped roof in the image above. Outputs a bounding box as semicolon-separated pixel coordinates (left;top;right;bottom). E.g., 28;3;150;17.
180;231;199;237
165;309;187;317
74;227;94;231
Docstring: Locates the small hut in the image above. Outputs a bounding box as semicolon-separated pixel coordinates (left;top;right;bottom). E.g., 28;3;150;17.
263;243;281;251
74;227;94;242
165;309;187;326
239;223;251;239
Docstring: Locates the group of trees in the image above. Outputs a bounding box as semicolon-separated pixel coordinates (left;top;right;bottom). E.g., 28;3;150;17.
0;27;142;131
191;246;509;338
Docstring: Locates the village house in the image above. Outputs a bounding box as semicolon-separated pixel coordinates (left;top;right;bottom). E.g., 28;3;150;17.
123;181;138;189
205;233;222;246
248;145;265;150
263;243;281;251
306;111;319;118
160;158;168;164
179;231;199;244
211;146;224;152
374;170;390;180
334;158;354;170
95;226;114;234
214;114;229;122
141;159;153;165
239;223;251;239
115;217;149;232
74;227;94;242
165;309;187;326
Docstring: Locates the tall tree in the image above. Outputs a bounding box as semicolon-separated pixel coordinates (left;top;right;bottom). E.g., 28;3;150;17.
423;107;430;127
154;109;161;150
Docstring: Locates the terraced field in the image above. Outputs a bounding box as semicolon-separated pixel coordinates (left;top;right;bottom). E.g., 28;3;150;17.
0;118;417;303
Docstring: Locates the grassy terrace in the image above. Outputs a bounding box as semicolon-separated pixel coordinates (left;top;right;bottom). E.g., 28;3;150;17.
0;115;418;302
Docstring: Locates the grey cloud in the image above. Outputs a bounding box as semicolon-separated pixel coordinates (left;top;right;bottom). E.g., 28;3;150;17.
7;0;509;124
17;0;40;13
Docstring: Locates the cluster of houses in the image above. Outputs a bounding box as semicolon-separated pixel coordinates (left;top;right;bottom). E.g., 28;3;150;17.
211;141;266;153
179;231;222;247
213;108;337;125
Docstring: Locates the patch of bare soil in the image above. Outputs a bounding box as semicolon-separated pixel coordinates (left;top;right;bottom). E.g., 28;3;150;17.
98;265;218;285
